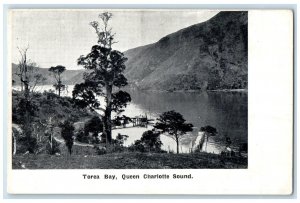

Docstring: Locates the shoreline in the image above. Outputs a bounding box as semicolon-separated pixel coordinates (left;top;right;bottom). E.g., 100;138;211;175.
12;85;248;94
207;89;248;93
124;87;248;93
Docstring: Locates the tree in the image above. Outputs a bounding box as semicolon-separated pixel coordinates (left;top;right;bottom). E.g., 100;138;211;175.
154;110;193;154
31;73;47;92
129;130;162;153
84;116;104;143
15;46;46;95
12;125;25;155
44;116;58;154
14;46;45;153
48;65;66;96
140;130;163;152
114;133;128;146
15;46;33;97
73;12;131;145
14;89;39;153
200;125;217;152
60;120;75;155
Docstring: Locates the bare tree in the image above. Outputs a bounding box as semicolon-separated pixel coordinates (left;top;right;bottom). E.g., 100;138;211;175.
15;46;46;95
14;46;45;154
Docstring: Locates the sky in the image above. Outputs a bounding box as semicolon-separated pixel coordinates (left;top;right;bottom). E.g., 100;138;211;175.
11;10;219;70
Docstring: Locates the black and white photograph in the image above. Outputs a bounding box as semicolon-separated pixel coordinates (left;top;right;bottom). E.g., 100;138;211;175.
4;5;295;196
10;10;249;170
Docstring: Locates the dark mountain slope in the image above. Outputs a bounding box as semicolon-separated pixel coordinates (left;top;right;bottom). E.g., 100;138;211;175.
124;11;248;91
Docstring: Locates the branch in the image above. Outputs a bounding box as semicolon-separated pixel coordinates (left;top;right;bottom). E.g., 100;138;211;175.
98;107;106;113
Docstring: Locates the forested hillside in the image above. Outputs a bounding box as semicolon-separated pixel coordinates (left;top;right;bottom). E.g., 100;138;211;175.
124;11;248;91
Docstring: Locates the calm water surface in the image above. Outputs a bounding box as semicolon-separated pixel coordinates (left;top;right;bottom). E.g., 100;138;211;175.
122;90;248;152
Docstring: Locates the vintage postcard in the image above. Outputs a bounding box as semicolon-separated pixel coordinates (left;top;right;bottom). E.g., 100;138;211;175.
6;9;293;195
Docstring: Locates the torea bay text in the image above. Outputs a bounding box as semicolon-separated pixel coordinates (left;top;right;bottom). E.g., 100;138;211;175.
82;173;193;180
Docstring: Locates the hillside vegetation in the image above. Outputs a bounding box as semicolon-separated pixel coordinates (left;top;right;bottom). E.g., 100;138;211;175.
124;11;248;91
12;90;93;124
13;152;247;169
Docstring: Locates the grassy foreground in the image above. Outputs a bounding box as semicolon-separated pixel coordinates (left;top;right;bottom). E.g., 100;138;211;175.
12;152;247;169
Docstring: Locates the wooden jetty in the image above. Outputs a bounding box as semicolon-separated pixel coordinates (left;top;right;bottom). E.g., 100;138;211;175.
112;115;154;129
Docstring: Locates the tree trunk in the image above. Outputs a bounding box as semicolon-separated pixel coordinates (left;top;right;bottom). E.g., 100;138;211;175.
24;81;29;99
68;147;72;155
176;137;179;154
205;134;209;152
13;132;17;155
58;75;61;96
50;134;53;153
24;103;31;138
24;64;30;98
104;84;113;144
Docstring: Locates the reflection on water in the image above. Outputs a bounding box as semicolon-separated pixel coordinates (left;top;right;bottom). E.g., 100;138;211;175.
13;85;247;153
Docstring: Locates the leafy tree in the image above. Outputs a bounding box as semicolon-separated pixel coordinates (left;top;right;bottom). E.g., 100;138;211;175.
111;91;131;114
75;130;88;143
72;81;102;110
129;140;146;152
154;110;193;154
140;130;163;152
16;97;38;153
18;136;38;154
48;65;66;96
129;130;163;153
60;120;75;155
114;133;128;146
200;125;217;151
73;12;131;145
84;116;104;143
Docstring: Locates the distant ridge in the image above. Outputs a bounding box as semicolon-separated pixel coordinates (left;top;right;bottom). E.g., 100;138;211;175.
12;63;85;86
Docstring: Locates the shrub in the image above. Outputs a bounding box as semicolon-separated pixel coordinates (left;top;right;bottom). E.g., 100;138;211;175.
107;145;126;153
18;136;38;154
128;140;146;152
140;130;162;152
60;120;75;155
113;133;128;146
76;130;89;143
45;138;61;155
129;130;163;153
94;146;107;155
84;116;103;144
